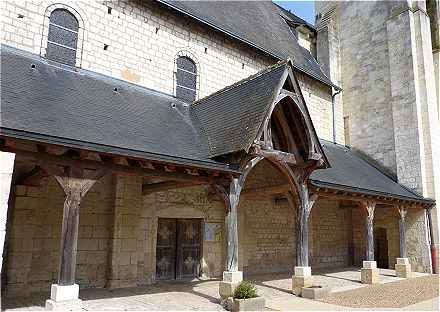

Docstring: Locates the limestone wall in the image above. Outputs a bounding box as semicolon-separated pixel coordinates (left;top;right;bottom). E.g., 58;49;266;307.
237;160;353;274
1;0;338;142
142;185;226;281
310;200;352;269
3;174;114;296
316;0;439;262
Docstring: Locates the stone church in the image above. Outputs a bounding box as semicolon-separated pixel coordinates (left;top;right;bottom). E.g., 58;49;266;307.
0;0;438;308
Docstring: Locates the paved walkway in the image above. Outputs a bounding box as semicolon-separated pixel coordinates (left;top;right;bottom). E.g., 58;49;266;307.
2;268;437;311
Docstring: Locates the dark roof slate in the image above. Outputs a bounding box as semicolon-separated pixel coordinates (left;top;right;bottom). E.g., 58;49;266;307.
0;45;231;171
158;1;335;88
0;45;432;204
191;62;287;157
311;141;432;202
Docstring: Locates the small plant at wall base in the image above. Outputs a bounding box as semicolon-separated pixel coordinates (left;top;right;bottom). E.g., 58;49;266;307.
233;281;258;299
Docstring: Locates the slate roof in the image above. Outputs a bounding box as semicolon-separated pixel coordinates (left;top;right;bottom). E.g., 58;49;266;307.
192;62;287;157
311;141;433;203
158;1;336;89
0;45;433;204
0;45;229;171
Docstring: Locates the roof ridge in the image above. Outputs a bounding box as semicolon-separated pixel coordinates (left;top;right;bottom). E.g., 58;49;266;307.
191;60;287;107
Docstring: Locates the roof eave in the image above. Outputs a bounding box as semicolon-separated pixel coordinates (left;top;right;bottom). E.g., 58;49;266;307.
310;179;436;205
0;127;240;173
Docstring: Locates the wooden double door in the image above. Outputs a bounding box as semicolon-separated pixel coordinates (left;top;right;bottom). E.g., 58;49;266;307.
156;218;202;280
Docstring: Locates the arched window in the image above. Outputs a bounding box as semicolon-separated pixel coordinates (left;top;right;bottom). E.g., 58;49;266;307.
46;9;79;66
175;56;197;102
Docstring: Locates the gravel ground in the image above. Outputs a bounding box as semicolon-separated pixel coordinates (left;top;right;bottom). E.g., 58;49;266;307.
319;274;439;308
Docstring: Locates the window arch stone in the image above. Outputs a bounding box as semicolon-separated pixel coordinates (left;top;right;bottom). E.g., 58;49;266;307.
41;3;85;67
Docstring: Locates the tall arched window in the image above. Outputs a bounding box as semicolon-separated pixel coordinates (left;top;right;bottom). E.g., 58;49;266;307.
175;56;197;102
46;9;79;66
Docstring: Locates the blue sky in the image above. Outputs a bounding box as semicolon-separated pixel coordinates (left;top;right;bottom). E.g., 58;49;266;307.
274;1;315;25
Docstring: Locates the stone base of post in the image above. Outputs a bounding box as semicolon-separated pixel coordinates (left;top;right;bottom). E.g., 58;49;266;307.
219;271;243;299
395;258;412;278
361;261;379;284
292;266;312;296
45;284;82;311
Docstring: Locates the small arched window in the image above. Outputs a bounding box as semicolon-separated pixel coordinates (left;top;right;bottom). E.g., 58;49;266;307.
175;56;197;102
46;9;79;66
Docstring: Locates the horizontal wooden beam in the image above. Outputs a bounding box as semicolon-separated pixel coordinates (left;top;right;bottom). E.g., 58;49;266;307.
250;144;297;165
240;183;429;208
1;145;227;184
142;181;206;195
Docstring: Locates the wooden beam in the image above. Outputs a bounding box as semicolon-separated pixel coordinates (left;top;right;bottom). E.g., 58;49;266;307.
1;146;228;184
250;144;297;165
54;170;106;286
397;206;408;258
361;201;376;261
142;180;206;195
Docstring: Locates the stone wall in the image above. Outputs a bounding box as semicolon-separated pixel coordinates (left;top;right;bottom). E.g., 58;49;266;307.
3;174;114;296
1;0;339;142
310;200;352;269
142;185;226;281
316;0;439;260
237;160;353;274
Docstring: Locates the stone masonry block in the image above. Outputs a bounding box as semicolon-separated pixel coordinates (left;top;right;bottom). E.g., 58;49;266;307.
223;271;243;283
363;260;377;269
292;275;313;296
294;266;311;277
361;268;379;284
395;263;412;278
219;281;239;299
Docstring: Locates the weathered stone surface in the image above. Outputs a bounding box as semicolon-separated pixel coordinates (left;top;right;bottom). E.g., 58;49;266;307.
361;268;379;284
232;297;265;311
223;271;243;283
45;299;83;311
301;286;331;299
395;263;412;278
219;281;239;299
292;275;313;296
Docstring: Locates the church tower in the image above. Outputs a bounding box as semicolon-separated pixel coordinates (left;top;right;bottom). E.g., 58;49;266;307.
315;0;440;272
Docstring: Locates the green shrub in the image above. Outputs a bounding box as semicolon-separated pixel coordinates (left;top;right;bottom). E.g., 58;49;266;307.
233;280;258;299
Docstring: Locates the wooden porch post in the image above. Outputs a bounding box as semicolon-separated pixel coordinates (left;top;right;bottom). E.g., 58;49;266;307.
225;177;240;272
395;206;412;278
217;156;262;299
46;168;106;309
397;206;408;258
360;201;379;284
54;176;97;286
363;201;376;261
286;183;317;267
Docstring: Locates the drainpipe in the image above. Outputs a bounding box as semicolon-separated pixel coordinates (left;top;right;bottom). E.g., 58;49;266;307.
331;87;342;143
426;208;438;273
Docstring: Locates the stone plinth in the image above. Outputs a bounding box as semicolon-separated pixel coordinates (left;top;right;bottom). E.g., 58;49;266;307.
219;271;243;299
45;284;82;310
232;297;265;311
301;286;331;299
292;266;313;296
395;258;412;278
361;261;379;284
